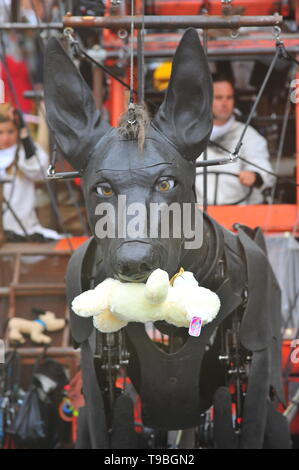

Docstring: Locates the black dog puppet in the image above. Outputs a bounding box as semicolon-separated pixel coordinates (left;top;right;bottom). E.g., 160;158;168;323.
44;29;290;449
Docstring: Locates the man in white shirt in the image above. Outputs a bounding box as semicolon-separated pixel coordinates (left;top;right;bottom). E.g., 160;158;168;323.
196;75;275;205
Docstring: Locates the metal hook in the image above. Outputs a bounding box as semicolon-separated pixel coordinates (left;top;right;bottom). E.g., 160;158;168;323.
273;26;282;41
230;28;240;39
47;164;56;177
63;27;75;41
229;152;239;163
47;165;82;180
118;29;128;40
127;102;137;125
63;27;81;57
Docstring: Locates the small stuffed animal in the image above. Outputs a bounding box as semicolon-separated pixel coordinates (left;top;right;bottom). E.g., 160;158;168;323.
72;269;221;335
8;311;66;344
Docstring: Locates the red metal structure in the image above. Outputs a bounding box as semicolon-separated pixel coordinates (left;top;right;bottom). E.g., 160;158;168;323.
145;0;292;16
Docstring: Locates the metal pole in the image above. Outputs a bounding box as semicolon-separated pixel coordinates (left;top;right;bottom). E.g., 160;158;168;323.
0;22;63;30
104;46;299;60
0;15;283;31
63;15;283;30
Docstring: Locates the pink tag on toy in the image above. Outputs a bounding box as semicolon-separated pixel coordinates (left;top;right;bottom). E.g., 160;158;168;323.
188;317;202;337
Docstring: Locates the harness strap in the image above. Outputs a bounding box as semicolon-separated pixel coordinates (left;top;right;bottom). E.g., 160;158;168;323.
126;276;242;429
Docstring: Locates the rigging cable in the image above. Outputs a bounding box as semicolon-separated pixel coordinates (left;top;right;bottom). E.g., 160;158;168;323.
208;139;299;187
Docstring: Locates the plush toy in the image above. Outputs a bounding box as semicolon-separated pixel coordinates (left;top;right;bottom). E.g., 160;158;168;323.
72;269;221;336
8;311;66;344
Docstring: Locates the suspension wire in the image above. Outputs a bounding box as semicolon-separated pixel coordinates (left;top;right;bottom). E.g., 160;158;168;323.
203;29;209;213
129;0;135;104
270;84;293;204
232;45;282;159
2;192;29;238
208;139;299;187
68;35;138;96
126;0;137;127
262;77;294;234
65;2;138;103
141;0;145;103
137;0;145;104
63;29;164;111
196;30;295;174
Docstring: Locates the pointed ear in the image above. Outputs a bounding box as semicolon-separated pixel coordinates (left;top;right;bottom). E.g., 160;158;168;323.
152;28;213;161
44;37;111;171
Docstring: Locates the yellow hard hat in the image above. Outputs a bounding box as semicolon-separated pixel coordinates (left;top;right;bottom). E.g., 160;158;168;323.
153;62;172;91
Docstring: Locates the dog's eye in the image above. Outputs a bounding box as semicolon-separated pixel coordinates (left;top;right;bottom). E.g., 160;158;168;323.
155;177;176;192
95;183;114;197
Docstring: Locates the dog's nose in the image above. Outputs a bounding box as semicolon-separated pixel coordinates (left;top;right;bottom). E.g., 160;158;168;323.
114;242;160;282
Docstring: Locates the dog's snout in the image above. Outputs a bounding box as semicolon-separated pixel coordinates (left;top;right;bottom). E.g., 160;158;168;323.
114;242;160;282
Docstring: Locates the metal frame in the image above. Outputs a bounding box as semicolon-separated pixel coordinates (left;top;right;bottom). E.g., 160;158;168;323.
0;14;283;31
63;14;283;30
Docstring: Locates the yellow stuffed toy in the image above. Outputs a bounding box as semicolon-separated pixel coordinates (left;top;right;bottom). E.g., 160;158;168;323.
8;311;66;344
72;269;221;336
